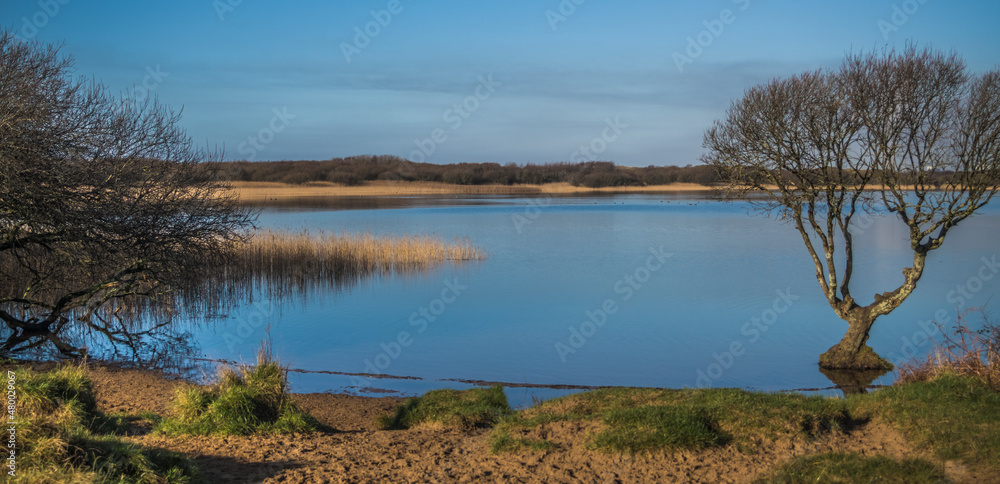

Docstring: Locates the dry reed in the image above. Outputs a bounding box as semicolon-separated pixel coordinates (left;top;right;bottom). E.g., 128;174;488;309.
237;228;485;271
194;229;486;303
896;309;1000;390
96;229;485;331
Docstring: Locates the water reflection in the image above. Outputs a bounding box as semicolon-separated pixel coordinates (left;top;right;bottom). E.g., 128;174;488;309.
225;195;997;397
2;229;481;369
819;367;891;395
8;194;997;402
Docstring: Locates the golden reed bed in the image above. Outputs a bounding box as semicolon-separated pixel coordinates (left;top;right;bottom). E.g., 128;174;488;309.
224;180;715;202
235;229;485;274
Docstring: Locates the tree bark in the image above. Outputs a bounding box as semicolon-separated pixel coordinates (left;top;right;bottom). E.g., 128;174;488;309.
818;310;892;370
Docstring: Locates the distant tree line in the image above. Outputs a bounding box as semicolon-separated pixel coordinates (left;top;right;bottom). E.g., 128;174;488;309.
197;156;987;189
199;156;723;188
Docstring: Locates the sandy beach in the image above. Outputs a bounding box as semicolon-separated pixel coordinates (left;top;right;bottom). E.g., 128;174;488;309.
67;363;981;484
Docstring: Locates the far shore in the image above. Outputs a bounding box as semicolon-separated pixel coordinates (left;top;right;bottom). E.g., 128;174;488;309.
224;180;717;202
222;180;956;204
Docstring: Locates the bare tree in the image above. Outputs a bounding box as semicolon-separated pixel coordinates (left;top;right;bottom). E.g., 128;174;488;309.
704;46;1000;370
0;31;254;356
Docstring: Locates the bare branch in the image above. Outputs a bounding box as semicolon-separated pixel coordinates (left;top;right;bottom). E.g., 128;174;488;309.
0;30;255;356
704;45;1000;369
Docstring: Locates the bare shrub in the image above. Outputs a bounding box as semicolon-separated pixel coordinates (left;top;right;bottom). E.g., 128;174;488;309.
897;309;1000;390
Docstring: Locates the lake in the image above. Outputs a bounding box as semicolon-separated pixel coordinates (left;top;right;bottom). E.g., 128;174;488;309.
182;193;1000;406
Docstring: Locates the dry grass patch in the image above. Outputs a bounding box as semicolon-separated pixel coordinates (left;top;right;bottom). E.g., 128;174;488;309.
896;310;1000;390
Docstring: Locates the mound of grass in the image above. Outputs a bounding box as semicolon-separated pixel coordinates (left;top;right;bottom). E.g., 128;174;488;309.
156;349;317;436
16;363;97;417
756;452;947;484
850;372;1000;472
492;387;848;454
11;364;197;484
378;386;512;430
592;405;727;453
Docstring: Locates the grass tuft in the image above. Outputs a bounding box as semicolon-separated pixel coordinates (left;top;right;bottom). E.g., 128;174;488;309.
378;386;512;430
16;364;97;418
156;346;317;436
591;405;728;453
755;452;947;483
11;364;197;484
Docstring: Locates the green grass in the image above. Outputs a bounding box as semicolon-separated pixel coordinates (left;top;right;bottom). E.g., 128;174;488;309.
375;371;1000;481
491;386;848;454
488;431;559;453
92;411;164;437
591;405;727;453
11;364;198;484
756;452;948;483
849;372;1000;472
16;363;97;408
378;386;513;430
156;350;318;436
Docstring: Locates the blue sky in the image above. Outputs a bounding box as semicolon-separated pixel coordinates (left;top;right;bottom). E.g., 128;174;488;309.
2;1;999;166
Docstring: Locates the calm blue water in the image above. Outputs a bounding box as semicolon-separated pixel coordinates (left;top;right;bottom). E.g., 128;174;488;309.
183;194;1000;405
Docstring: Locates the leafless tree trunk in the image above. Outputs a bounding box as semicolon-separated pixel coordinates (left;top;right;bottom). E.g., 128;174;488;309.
704;46;1000;370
